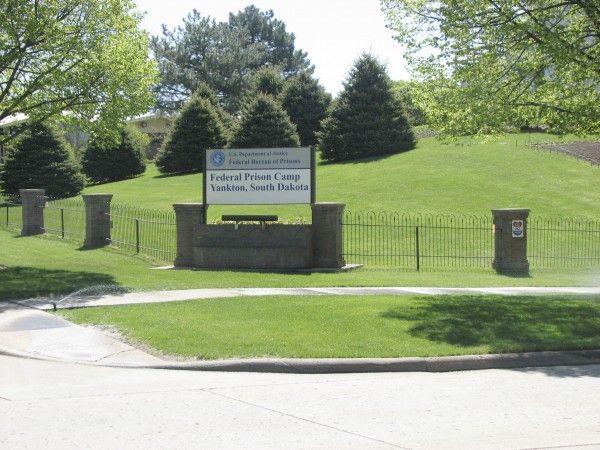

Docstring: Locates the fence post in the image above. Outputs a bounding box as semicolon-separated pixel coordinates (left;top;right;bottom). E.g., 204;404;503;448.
415;226;420;271
135;218;140;253
5;206;8;227
311;203;346;268
173;203;205;267
20;189;45;236
83;193;113;248
60;208;65;239
492;208;530;274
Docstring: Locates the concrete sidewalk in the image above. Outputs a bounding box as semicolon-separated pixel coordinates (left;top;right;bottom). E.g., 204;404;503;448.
0;303;161;365
11;285;600;310
2;286;600;372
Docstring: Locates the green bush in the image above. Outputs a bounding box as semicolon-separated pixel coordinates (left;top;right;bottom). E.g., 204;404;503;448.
229;94;300;148
281;72;331;146
156;94;228;174
81;126;146;184
193;83;235;138
318;54;415;162
0;123;84;197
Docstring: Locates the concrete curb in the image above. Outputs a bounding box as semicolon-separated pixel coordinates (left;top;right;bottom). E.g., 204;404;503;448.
2;346;600;374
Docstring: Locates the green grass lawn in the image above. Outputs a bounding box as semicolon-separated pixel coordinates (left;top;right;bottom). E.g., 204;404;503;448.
58;294;600;359
81;133;600;220
2;230;599;301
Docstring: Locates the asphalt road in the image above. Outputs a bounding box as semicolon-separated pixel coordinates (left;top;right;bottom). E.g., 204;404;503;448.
1;356;599;449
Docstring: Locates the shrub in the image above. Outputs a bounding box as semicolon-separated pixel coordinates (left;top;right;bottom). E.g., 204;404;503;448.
318;54;415;162
156;94;228;174
229;94;300;148
0;123;84;197
81;126;146;184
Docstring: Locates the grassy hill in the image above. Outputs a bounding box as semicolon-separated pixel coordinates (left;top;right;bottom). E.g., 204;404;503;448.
76;132;598;220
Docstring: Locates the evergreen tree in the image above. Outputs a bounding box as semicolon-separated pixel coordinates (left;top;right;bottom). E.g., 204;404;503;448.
193;82;235;137
81;126;146;184
0;123;84;197
156;94;227;174
247;67;285;98
229;94;300;148
281;72;331;146
318;54;415;162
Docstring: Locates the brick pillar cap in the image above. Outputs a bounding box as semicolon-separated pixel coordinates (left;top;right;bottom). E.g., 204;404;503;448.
19;189;45;194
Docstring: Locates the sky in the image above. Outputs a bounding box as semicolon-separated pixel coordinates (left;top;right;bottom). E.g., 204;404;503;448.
133;0;410;95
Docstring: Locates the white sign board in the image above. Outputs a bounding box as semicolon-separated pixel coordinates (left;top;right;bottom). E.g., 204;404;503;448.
204;148;313;205
512;220;524;238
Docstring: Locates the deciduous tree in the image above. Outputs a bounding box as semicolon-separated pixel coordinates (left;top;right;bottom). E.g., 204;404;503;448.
0;0;157;145
381;0;600;135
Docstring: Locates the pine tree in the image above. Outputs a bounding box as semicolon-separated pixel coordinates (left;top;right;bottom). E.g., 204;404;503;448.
193;82;235;137
229;94;300;148
156;95;227;174
0;123;84;198
247;67;285;98
81;126;146;184
318;54;415;162
281;72;331;146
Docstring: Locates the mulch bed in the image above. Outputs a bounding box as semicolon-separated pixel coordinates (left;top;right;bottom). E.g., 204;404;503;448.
534;141;600;166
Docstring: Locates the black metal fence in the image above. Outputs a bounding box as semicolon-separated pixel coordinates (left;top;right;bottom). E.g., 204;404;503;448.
342;211;600;269
3;194;600;270
343;211;495;269
529;216;600;268
44;197;86;240
107;204;176;263
0;195;22;232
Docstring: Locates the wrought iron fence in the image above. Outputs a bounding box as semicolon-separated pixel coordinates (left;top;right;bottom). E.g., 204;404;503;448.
342;211;494;269
529;216;600;267
44;197;86;240
0;194;22;232
342;211;600;270
106;203;176;263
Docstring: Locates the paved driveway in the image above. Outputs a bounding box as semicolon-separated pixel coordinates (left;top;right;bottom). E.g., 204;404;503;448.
1;355;599;449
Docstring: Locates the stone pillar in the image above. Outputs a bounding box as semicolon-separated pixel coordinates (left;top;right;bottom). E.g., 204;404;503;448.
492;208;530;274
20;189;45;236
173;203;206;267
83;194;113;248
311;203;345;268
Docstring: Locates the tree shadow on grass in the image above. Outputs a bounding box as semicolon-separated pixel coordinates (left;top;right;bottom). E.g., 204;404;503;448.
381;295;600;371
0;266;120;301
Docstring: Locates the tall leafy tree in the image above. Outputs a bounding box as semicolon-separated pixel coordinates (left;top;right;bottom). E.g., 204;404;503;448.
0;123;84;197
392;80;427;127
229;94;300;148
81;126;147;184
318;54;415;162
0;0;157;146
281;72;331;146
382;0;600;135
151;6;312;113
156;95;227;174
